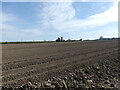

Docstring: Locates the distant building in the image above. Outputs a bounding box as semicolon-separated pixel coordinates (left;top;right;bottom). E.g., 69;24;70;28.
56;37;65;42
98;36;120;40
99;36;104;40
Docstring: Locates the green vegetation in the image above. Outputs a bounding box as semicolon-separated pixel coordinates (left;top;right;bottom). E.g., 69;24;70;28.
0;41;56;44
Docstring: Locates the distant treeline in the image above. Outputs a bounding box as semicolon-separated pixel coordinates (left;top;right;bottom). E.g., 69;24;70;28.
56;37;82;42
0;41;56;44
1;37;120;44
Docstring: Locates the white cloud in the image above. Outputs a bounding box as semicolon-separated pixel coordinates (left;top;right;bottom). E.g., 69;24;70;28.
89;2;117;22
40;2;75;28
80;3;117;28
2;1;118;41
39;1;118;33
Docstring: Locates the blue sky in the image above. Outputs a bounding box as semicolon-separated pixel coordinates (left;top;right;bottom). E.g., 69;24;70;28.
1;1;118;41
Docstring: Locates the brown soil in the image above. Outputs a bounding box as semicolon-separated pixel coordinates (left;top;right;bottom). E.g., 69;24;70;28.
2;40;120;89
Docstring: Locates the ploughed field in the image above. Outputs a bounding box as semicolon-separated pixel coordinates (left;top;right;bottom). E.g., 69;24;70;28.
2;40;120;89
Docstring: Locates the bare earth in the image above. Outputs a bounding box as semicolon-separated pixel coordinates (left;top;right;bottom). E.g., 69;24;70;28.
2;40;120;89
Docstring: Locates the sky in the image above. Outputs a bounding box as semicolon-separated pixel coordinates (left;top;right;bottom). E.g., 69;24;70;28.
1;0;119;42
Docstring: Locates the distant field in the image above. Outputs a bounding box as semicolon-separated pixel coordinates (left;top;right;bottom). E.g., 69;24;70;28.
2;40;119;88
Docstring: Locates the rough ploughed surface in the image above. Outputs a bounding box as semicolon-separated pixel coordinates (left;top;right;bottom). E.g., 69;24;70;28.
2;40;120;89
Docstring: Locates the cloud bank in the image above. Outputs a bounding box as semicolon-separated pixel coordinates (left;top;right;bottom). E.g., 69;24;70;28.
1;0;118;41
39;1;117;33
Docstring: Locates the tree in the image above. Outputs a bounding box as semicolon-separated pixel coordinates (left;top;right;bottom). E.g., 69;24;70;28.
79;39;82;41
56;37;61;42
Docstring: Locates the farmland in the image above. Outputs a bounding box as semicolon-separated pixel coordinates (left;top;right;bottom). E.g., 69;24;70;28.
2;40;120;89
